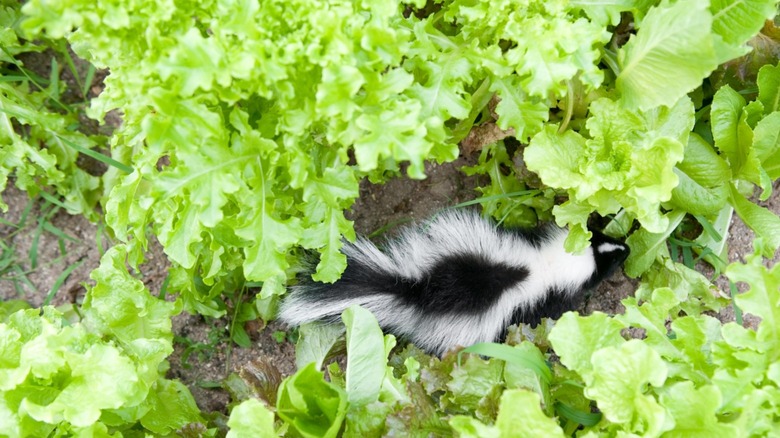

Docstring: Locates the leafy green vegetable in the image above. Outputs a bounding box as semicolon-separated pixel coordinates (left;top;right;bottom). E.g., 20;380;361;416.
226;398;276;438
343;305;388;407
451;389;566;438
617;0;719;110
18;0;621;312
0;246;203;436
757;62;780;114
543;246;780;435
710;0;779;61
277;362;347;438
526;96;693;251
0;40;106;221
294;322;345;371
728;183;780;254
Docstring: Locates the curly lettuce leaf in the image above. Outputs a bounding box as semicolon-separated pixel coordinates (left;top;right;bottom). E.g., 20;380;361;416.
660;382;738;438
450;390;566;438
0;246;202;434
0;82;103;219
670;134;731;215
526;96;693;250
617;0;718;110
727;242;780;351
548;312;625;379
226;398;276;438
570;0;655;26
277;362;348;438
586;340;669;435
710;0;779;62
757;62;780;114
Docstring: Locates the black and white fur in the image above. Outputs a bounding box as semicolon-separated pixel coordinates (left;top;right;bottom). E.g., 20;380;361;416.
279;209;629;356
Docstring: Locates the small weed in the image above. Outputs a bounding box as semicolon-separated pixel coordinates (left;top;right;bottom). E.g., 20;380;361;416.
272;330;287;344
0;195;82;300
174;319;229;370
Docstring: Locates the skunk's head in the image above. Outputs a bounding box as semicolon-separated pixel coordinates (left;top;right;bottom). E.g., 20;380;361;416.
584;230;630;289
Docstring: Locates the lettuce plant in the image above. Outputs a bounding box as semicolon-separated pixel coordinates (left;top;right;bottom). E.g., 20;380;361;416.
1;6;105;221
0;246;205;436
18;0;630;314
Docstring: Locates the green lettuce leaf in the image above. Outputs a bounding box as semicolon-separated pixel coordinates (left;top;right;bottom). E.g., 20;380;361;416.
294;323;345;371
226;398;276;438
669;133;731;215
617;0;718;110
710;0;779;62
277;362;348;438
624;209;685;277
659;382;737;438
728;183;780;255
526;97;692;251
726;247;780;356
757;62;780;114
450;389;566;438
0;245;202;434
585;340;669;435
343;305;388;407
548;312;625;379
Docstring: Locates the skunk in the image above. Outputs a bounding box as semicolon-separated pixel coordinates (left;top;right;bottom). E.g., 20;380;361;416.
279;209;629;356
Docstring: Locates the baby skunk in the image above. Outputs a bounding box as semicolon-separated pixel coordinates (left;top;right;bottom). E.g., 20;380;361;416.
279;209;629;356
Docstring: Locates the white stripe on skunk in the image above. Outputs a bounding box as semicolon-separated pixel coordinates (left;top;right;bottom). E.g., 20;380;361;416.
279;209;629;356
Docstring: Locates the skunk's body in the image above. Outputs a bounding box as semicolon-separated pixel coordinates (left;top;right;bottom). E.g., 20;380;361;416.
279;210;629;356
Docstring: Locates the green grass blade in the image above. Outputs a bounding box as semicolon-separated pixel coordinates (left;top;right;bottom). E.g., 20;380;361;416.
48;56;60;101
729;281;743;326
682;245;694;268
450;190;541;209
42;261;80;305
693;214;723;242
11;264;35;294
29;201;60;270
18;198;34;227
160;274;171;299
42;221;79;243
57;237;66;257
53;133;133;173
670;240;679;262
29;218;45;270
554;402;602;427
38;190;71;211
0;216;17;227
43;258;85;306
83;64;96;99
0;46;70;112
0;243;15;271
58;41;84;96
367;217;414;239
0;75;32;82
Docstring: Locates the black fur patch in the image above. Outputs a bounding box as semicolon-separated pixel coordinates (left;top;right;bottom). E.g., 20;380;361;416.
396;253;530;315
508;287;582;327
585;230;630;289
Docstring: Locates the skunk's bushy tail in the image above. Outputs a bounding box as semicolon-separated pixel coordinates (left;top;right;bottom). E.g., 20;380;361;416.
278;210;628;355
